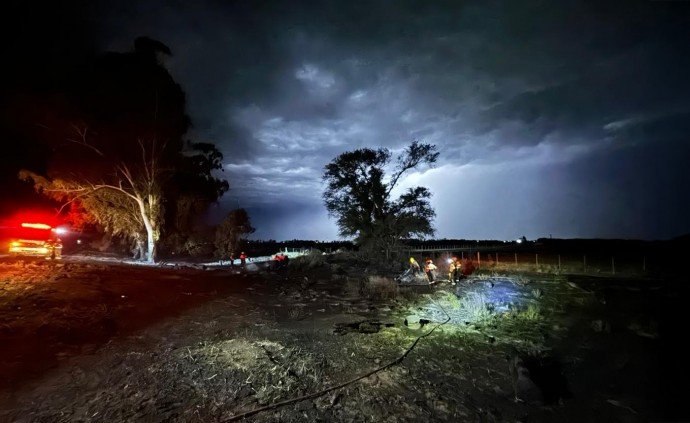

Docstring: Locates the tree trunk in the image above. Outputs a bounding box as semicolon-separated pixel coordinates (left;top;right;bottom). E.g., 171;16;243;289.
134;238;146;260
146;228;155;262
135;195;156;263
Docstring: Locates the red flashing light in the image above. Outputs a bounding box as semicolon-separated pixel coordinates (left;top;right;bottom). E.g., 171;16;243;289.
21;223;52;230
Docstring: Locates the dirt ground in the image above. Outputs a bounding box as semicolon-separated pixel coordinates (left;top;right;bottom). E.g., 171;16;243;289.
0;254;685;422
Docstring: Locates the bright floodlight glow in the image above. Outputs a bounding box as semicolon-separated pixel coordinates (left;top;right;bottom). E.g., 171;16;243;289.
447;258;453;264
55;227;67;235
516;239;523;244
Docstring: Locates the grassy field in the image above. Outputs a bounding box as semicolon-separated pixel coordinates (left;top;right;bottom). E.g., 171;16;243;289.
0;253;682;422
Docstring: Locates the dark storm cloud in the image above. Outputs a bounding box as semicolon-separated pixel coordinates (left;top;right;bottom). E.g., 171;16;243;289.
94;0;689;239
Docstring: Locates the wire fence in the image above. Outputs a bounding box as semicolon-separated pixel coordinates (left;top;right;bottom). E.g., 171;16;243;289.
248;242;676;277
406;250;654;277
477;251;648;275
388;243;661;276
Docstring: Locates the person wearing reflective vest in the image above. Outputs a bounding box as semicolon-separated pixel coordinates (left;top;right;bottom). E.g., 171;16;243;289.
448;258;458;284
409;257;421;274
425;258;437;284
455;257;462;281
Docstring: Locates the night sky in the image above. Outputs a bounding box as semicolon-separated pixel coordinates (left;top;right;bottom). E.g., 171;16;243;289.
2;1;689;241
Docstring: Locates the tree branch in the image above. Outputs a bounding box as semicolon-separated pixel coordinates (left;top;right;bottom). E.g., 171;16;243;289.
66;124;105;156
47;182;140;204
386;141;438;197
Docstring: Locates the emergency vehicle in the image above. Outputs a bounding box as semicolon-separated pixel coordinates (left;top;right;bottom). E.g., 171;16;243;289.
7;222;64;259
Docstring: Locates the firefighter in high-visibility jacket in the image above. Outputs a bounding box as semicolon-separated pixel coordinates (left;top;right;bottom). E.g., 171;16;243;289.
425;258;437;284
448;257;458;284
409;257;421;274
448;256;461;284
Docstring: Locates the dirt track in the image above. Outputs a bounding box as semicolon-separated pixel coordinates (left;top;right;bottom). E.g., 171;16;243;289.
0;258;258;393
0;255;685;422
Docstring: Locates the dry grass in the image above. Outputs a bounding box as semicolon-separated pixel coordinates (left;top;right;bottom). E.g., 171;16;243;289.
441;292;462;310
520;303;542;320
360;276;399;301
289;249;326;270
504;302;543;322
460;293;494;321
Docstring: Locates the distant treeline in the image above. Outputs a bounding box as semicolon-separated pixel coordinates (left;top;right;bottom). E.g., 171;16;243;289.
244;235;689;258
244;240;355;257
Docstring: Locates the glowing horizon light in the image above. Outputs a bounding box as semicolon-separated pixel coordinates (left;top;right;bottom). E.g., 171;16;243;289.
21;223;52;230
55;227;68;235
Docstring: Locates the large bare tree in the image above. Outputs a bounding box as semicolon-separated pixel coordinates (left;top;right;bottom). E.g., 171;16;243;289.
19;37;227;262
20;131;165;261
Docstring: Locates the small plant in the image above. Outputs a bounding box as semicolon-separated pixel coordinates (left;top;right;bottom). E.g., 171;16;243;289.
461;293;494;321
442;292;462;310
288;307;306;320
513;275;529;286
531;288;543;299
520;303;542;320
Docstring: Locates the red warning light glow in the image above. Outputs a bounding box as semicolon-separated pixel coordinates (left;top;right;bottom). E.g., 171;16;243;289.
21;223;52;230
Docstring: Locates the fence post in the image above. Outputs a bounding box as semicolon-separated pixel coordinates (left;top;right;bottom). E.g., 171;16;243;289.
496;253;499;264
514;253;517;265
584;255;587;272
558;254;561;270
477;252;481;269
536;253;539;267
612;257;615;275
643;256;646;272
